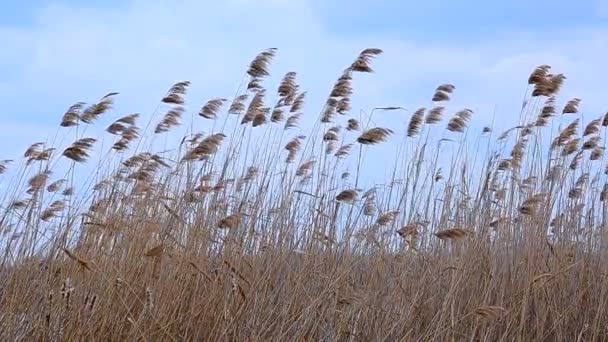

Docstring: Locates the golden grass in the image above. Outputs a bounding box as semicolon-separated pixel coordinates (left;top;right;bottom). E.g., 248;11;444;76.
1;48;608;341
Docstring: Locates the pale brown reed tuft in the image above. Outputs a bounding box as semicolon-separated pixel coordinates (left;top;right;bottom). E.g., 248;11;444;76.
247;48;277;78
334;144;352;159
553;118;579;147
41;200;66;221
582;136;601;150
106;122;126;135
162;81;191;104
63;138;97;163
244;166;259;182
108;114;140;135
397;225;418;238
376;211;398;226
447;109;473;132
112;126;140;151
155;106;184;133
497;159;511;172
285;135;305;163
519;193;546;215
27;170;51;194
24;142;44;159
184;133;226;161
532;72;566;97
357;127;393;145
425;106;444;124
323;129;339;142
117;113;140;125
601;183;608;202
252;109;269;127
511;139;527;169
290;92;306;113
10;199;29;210
528;64;551;85
569;151;583;170
330;70;353;98
536;96;556;126
321;97;338;123
434;228;472;240
24;142;49;165
278;72;298;97
336;190;358;203
271;106;285;123
432;84;454;102
337;97;351;114
296;159;316;176
219;213;241;229
436;83;456;93
590;147;603;160
432;91;449;102
562;98;581;114
364;196;376;216
242;91;265;125
81;92;118;124
60;102;85;127
350;48;383;73
47;179;66;193
199;98;228;119
247;77;263;92
562;138;580;156
229;94;249;115
583;118;601;136
285;113;301;130
0;159;12;174
347;118;360;131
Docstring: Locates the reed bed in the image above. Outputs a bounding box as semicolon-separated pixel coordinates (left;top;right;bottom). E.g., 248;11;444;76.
1;48;607;341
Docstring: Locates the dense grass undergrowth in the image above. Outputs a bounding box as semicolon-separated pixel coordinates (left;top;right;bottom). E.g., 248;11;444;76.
1;48;608;341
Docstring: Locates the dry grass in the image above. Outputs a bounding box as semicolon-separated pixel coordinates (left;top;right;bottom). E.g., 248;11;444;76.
1;48;608;341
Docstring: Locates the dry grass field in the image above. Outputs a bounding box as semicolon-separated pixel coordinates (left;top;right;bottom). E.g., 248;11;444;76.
1;48;607;341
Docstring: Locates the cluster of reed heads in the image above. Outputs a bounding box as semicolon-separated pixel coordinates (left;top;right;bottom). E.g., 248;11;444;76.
1;48;608;341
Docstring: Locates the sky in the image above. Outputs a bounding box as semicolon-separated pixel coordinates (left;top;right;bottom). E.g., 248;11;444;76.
1;0;608;180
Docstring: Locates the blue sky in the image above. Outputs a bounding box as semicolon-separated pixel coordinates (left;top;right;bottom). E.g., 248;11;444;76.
315;1;607;41
1;0;608;164
4;1;607;39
